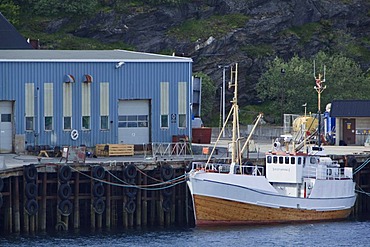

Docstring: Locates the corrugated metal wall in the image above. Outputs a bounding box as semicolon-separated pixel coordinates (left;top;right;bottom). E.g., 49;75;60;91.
0;60;192;147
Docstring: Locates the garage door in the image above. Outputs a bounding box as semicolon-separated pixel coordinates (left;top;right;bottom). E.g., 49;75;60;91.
118;100;150;144
0;101;13;153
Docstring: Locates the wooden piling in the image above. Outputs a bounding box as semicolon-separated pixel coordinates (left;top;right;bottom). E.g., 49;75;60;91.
158;192;164;226
14;176;20;233
41;171;47;231
74;171;80;229
106;172;111;229
142;174;148;226
136;172;142;227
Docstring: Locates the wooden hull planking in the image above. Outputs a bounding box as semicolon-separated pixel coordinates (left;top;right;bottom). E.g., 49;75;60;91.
193;194;352;226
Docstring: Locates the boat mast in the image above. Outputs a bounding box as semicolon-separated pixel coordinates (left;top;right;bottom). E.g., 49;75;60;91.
229;63;238;173
314;65;326;147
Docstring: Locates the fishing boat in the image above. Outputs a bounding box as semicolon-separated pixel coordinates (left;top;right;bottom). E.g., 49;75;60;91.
186;64;356;226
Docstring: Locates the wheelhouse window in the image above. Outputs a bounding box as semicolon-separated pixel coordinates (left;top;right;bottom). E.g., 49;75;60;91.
273;156;278;163
267;155;272;163
285;157;290;164
291;157;296;165
278;156;284;164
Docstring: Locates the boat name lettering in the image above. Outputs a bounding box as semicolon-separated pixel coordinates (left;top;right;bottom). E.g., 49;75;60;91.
272;167;290;172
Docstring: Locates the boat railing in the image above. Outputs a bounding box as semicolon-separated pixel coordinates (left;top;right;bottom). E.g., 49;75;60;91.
303;165;353;180
190;162;264;176
238;164;264;176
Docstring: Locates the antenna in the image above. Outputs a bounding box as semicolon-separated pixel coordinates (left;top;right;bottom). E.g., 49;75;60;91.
323;65;326;82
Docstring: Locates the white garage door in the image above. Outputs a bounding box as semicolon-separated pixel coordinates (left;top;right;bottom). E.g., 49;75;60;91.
118;100;149;144
0;101;13;153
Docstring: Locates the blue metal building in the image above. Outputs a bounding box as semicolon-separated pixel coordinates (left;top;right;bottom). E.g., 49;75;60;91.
0;50;193;153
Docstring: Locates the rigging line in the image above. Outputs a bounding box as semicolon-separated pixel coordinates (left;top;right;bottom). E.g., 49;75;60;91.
353;158;370;175
355;187;370;197
70;166;186;188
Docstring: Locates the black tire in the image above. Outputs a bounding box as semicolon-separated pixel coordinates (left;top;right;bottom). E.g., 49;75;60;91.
59;165;72;182
58;183;72;200
92;166;105;179
25;182;38;199
0;194;3;208
124;164;137;179
162;187;173;197
93;198;105;214
160;164;174;181
55;221;67;231
93;182;105;198
58;200;73;216
24;164;37;182
125;199;136;214
26;199;38;215
0;177;4;192
162;197;172;212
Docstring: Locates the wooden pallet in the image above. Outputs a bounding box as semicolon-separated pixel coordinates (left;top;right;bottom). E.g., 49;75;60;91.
95;144;134;156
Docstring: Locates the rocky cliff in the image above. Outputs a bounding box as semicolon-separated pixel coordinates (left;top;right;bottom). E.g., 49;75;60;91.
46;0;370;111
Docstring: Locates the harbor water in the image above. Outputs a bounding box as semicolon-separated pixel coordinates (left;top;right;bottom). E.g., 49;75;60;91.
1;219;369;247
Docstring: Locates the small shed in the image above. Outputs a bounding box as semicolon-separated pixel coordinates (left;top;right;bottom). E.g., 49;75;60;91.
330;100;370;146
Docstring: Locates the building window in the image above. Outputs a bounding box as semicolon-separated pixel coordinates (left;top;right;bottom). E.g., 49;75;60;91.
101;116;109;130
160;82;169;128
1;114;11;122
64;117;72;130
178;82;187;128
82;116;90;130
179;114;186;128
26;117;34;131
161;115;169;128
45;117;53;131
118;115;148;128
25;83;35;130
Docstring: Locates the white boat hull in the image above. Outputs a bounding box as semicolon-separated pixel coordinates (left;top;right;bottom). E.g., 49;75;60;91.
187;172;356;226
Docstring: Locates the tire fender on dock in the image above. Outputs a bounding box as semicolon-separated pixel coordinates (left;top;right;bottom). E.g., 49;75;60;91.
160;164;174;181
93;197;105;214
58;183;72;200
26;199;39;215
92;165;105;179
124;164;137;179
59;165;72;182
93;182;105;198
58;200;73;216
24;164;37;182
25;182;38;199
125;198;136;214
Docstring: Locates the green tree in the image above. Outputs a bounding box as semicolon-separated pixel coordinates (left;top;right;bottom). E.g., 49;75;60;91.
194;72;216;126
0;0;20;26
257;51;370;124
33;0;98;17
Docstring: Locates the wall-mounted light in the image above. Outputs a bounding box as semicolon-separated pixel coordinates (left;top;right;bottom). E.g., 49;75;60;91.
64;74;75;83
83;74;93;83
115;62;125;69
